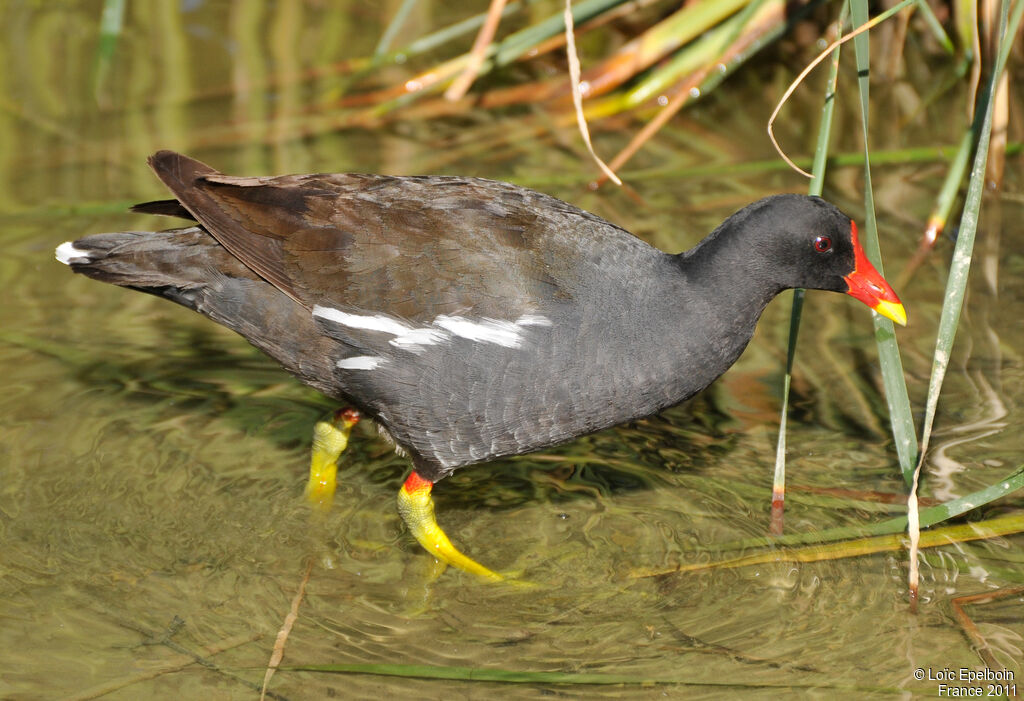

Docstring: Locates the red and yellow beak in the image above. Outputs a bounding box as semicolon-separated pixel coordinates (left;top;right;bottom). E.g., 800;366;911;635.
843;222;907;326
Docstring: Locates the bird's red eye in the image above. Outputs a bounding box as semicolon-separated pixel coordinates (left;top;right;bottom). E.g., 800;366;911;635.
814;235;832;253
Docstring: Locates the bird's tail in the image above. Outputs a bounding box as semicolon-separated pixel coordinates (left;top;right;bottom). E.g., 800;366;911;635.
55;226;247;312
55;227;342;398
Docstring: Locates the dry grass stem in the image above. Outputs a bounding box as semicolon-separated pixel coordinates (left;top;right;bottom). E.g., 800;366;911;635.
951;586;1024;670
564;0;622;185
445;0;509;101
261;559;315;701
768;2;912;178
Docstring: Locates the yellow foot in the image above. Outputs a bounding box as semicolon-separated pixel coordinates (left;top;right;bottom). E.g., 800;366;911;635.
397;471;504;582
305;408;360;511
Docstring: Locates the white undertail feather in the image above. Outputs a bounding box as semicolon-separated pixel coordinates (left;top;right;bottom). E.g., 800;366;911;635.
55;242;91;266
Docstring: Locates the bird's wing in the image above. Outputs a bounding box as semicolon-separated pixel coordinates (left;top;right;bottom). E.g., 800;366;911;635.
144;150;642;328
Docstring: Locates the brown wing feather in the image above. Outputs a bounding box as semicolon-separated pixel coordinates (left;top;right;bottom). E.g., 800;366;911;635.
147;150;302;305
275;174;568;320
145;151;636;323
131;199;195;220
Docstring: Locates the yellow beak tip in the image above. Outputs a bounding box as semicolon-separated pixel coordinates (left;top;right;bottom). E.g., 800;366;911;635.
874;300;907;326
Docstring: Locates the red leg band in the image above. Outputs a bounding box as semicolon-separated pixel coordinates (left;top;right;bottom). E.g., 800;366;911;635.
335;407;361;425
402;471;433;495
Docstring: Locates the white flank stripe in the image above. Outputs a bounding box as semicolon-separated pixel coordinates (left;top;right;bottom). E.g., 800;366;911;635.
55;241;91;265
390;327;448;349
312;305;411;336
516;314;552;327
434;315;523;348
336;355;385;370
314;306;551;353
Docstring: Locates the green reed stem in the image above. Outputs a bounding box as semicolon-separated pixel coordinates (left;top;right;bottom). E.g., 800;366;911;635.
93;0;126;96
586;0;815;119
644;511;1024;576
388;0;536;63
374;0;419;57
915;0;955;54
608;1;765;110
772;3;846;522
924;129;974;239
491;0;629;66
850;0;917;484
718;464;1024;552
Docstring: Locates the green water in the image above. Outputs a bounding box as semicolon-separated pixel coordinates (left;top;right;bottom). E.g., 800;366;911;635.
2;2;1022;699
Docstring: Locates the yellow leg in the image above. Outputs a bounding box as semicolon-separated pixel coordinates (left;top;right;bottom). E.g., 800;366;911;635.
306;408;360;511
397;471;503;581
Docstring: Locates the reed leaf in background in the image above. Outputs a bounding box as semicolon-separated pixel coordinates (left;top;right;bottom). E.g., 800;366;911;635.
757;0;1023;599
908;0;1024;601
337;0;818;134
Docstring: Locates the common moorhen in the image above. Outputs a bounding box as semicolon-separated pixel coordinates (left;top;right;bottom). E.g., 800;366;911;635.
57;151;905;580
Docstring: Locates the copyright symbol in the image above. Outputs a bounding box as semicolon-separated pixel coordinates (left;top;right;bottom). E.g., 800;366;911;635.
914;668;925;680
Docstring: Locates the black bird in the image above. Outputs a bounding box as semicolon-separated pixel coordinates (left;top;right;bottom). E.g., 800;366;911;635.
57;151;905;579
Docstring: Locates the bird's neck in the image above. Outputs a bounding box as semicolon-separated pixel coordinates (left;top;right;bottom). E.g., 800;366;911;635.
678;219;784;303
633;244;784;411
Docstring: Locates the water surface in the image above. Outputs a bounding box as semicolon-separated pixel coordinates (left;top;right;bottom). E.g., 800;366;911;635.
1;2;1022;698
